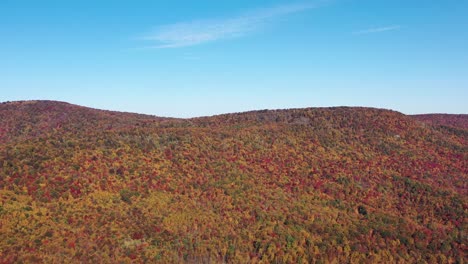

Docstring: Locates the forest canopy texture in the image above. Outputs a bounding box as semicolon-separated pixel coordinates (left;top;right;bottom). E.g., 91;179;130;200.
0;100;466;263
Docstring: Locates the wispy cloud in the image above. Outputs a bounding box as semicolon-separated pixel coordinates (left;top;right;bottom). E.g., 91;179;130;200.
142;3;318;49
353;25;401;35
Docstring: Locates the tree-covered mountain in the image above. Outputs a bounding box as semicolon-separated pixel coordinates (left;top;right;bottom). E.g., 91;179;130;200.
0;100;466;263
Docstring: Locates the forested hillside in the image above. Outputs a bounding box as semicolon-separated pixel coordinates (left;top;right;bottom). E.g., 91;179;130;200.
0;101;466;263
412;114;468;130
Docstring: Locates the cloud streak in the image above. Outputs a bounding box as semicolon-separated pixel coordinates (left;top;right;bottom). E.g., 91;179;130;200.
353;25;401;35
142;3;317;49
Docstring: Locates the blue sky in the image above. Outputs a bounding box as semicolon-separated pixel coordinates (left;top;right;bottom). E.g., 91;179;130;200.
1;0;467;117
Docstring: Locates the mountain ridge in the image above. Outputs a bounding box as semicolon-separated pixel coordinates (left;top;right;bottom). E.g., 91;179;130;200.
2;100;467;130
3;99;467;120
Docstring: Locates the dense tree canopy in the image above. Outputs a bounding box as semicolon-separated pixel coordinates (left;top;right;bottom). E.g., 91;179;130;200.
0;101;466;263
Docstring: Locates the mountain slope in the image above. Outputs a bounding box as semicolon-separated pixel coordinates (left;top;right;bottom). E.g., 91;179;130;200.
412;114;468;129
0;100;177;144
0;101;466;263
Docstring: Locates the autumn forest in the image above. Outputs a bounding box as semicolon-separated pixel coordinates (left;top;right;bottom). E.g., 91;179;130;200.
0;100;466;263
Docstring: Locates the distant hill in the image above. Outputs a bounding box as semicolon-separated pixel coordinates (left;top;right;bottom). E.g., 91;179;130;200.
0;100;175;144
0;100;466;263
412;114;468;129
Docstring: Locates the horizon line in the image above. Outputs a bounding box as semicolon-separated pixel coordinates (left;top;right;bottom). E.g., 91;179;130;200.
1;99;466;119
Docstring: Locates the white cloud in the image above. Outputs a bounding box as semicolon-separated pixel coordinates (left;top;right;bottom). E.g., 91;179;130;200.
142;3;317;49
353;25;402;35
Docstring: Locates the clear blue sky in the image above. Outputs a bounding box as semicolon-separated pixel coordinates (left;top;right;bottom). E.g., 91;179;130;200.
1;0;467;117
